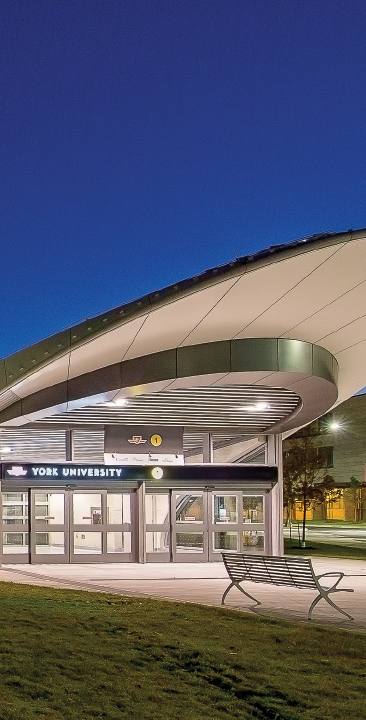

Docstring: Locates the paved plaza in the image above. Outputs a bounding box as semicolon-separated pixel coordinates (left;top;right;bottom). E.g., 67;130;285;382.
1;556;366;633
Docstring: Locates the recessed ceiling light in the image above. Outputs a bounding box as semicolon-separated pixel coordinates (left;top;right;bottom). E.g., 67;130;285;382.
103;398;128;407
242;402;270;412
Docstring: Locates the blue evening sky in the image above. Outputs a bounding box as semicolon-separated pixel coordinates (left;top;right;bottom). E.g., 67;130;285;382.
1;0;366;357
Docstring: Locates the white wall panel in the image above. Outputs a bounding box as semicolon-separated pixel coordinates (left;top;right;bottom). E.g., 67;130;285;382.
11;355;70;399
123;278;238;360
182;246;337;346
68;315;148;379
317;314;366;355
281;284;366;347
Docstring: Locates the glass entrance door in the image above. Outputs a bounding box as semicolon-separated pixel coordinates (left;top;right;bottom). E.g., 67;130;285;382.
1;489;134;564
209;492;241;559
172;492;209;561
145;493;170;562
208;492;265;559
171;491;266;562
30;490;69;563
70;491;133;562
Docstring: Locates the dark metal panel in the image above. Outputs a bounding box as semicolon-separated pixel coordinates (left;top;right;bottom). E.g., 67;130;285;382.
0;360;7;392
312;345;336;384
4;330;71;386
177;341;230;377
121;349;177;387
278;339;313;374
69;300;149;348
231;338;278;372
0;399;23;423
22;382;68;416
68;363;121;401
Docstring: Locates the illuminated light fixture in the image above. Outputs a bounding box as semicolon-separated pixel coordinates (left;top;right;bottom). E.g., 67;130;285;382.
329;421;341;431
104;398;128;407
242;402;270;412
151;467;164;480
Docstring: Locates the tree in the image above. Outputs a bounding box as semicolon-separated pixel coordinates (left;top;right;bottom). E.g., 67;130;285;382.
344;476;363;522
283;432;339;546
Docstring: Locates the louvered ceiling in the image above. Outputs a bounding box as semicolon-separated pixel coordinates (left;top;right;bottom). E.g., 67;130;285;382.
36;384;300;431
0;384;299;462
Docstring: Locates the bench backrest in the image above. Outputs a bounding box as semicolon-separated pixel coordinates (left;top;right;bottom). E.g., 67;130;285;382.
222;552;318;590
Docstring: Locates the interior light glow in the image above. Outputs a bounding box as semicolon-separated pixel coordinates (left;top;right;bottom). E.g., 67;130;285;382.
2;447;11;453
329;421;341;431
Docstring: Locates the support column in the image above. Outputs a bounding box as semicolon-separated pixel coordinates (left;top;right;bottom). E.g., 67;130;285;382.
266;434;283;557
202;433;213;463
65;430;74;461
136;481;146;563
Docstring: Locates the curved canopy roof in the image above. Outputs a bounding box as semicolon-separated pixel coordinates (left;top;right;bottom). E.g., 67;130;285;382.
0;227;365;433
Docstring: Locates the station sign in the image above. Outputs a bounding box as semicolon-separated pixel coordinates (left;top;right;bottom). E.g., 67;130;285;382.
2;464;127;479
1;463;277;483
104;425;184;465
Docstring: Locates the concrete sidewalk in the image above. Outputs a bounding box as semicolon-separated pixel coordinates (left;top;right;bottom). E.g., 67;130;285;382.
1;557;366;632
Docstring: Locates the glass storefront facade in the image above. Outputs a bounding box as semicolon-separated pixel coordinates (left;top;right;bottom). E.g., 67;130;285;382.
1;488;270;564
0;462;276;563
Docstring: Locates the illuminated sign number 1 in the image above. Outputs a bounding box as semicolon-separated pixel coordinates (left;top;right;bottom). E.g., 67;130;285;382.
150;434;162;447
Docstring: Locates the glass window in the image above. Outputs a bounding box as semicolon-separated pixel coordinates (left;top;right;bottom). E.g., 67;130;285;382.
73;494;102;525
35;532;65;554
145;495;169;525
176;495;203;523
176;532;204;553
3;493;26;503
146;531;170;553
3;505;24;517
107;494;130;525
2;494;28;524
107;532;131;553
73;532;102;554
2;532;29;553
34;494;64;525
213;531;238;551
213;496;238;524
243;496;264;524
242;530;265;552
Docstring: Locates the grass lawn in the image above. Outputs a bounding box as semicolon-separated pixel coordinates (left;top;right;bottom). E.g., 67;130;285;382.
0;583;365;719
304;521;366;527
284;538;366;560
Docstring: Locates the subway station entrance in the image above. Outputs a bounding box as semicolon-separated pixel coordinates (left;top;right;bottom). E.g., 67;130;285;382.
0;463;275;564
1;488;266;564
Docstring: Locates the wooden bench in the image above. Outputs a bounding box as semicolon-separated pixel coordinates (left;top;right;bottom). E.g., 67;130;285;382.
221;552;354;620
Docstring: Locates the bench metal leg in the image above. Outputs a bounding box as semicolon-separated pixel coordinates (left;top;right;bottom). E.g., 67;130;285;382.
308;589;354;621
221;580;261;607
